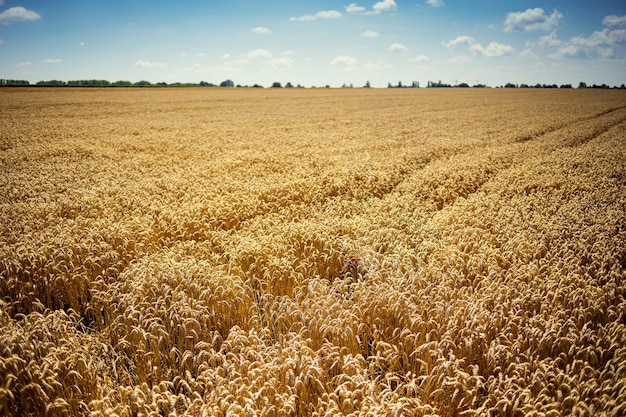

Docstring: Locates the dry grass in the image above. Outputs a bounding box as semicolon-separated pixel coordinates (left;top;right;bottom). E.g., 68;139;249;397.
1;87;625;416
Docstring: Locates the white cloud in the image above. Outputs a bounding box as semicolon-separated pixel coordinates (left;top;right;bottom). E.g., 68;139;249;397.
571;29;626;48
373;0;397;13
549;45;579;59
330;55;358;66
547;27;626;60
247;48;272;59
504;8;563;32
443;35;475;48
271;57;294;67
411;55;430;62
290;10;341;21
251;26;271;35
44;58;62;63
390;43;407;52
365;60;393;70
135;60;166;68
17;61;32;66
537;31;562;48
220;53;231;60
470;42;515;57
290;14;316;22
521;31;562;58
426;0;444;7
603;15;626;27
317;10;342;19
0;6;41;24
78;41;85;47
361;30;379;38
444;35;513;57
345;3;365;13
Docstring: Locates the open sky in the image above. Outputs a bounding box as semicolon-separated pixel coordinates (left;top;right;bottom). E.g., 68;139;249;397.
1;0;625;87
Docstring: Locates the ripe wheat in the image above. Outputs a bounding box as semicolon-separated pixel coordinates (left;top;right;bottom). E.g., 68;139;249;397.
1;87;625;416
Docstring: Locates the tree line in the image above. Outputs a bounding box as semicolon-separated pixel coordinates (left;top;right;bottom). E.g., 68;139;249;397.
1;78;625;89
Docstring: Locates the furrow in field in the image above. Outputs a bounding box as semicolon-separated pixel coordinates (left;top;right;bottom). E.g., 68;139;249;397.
514;104;626;143
304;104;626;284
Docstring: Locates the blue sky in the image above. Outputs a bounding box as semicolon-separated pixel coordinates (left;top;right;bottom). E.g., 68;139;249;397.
1;0;625;87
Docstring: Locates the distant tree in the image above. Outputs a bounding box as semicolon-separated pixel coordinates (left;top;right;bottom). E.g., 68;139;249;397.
135;80;152;87
387;82;393;88
427;80;451;88
252;84;264;88
271;82;282;88
2;79;30;86
397;81;403;88
112;80;132;87
285;82;293;88
457;82;469;88
364;80;371;88
504;83;517;88
520;83;530;88
578;81;587;89
220;79;234;87
620;84;626;89
560;84;572;89
36;80;66;86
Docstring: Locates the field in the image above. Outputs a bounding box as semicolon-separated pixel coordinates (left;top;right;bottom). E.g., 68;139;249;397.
1;87;625;416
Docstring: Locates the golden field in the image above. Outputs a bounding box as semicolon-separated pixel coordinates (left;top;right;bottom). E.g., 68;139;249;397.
1;87;625;416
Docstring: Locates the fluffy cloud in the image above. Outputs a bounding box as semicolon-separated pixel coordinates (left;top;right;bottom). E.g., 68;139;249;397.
290;10;341;21
44;58;62;63
345;1;396;15
17;61;32;66
251;26;271;35
271;57;294;67
444;35;513;57
0;6;41;24
247;49;272;59
548;45;580;59
361;30;379;38
373;0;397;13
571;29;626;48
317;10;342;19
470;42;515;57
345;3;365;13
390;43;407;52
504;8;562;32
330;55;358;66
410;55;430;62
603;15;626;27
426;0;444;7
537;31;562;48
548;24;626;60
135;60;166;68
443;35;475;48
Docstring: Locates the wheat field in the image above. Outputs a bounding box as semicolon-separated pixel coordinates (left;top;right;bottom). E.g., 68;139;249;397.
1;87;625;416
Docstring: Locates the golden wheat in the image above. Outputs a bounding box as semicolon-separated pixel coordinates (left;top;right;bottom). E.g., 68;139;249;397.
0;87;625;416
